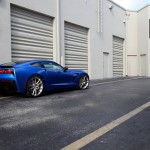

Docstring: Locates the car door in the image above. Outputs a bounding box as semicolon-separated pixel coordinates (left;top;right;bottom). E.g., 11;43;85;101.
42;62;73;87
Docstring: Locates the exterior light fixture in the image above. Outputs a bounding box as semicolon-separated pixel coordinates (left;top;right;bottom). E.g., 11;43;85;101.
123;19;126;23
109;4;113;10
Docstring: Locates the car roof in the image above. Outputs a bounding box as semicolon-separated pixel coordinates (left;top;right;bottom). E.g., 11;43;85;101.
14;60;55;67
18;60;53;64
0;60;57;68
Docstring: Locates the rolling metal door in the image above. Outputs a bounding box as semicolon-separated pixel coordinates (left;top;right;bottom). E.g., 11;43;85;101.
113;36;124;76
65;22;88;72
11;6;53;61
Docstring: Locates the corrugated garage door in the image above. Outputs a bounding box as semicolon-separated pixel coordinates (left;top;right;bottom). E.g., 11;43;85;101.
113;36;124;76
11;6;53;61
65;22;88;72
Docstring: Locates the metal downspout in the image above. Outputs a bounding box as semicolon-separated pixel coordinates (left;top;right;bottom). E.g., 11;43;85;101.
57;0;61;64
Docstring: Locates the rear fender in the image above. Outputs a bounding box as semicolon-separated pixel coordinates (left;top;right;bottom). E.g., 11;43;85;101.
15;67;46;94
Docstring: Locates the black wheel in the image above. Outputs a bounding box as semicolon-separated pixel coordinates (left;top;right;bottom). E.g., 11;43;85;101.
79;74;89;90
26;76;44;97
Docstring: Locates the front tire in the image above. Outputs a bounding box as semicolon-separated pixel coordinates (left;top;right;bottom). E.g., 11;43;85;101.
79;74;89;90
26;76;44;97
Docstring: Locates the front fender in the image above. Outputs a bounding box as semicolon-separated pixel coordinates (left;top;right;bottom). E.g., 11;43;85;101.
74;73;90;87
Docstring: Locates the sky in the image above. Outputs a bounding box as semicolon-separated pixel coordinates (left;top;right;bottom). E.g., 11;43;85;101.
112;0;149;10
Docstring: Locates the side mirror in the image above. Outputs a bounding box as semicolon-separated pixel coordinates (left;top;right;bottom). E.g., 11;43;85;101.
64;67;68;72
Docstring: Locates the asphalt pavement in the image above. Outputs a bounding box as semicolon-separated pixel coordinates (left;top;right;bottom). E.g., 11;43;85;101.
0;77;150;150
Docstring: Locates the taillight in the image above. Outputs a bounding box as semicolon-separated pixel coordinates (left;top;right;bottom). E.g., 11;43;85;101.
0;69;14;75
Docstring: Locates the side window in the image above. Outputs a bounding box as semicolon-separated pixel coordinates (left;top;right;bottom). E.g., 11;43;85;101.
43;63;53;69
52;63;63;70
43;62;63;71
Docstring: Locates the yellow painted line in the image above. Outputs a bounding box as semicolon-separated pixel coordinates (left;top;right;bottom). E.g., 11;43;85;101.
91;77;144;86
0;96;13;100
61;101;150;150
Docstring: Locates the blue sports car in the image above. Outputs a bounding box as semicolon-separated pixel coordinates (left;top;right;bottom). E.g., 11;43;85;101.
0;60;89;97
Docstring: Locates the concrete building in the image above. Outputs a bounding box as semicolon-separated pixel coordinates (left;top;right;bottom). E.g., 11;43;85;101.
126;6;150;77
0;0;127;80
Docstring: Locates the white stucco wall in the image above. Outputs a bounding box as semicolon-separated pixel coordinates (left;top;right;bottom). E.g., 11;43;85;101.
138;7;148;56
126;6;150;77
126;11;138;76
138;7;149;76
60;0;126;79
0;0;126;80
148;6;150;76
126;11;138;55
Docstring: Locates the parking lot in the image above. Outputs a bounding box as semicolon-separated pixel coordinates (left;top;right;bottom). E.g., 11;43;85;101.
0;77;150;150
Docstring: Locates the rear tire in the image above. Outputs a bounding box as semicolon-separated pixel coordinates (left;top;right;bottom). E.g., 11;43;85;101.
26;76;44;97
79;74;89;90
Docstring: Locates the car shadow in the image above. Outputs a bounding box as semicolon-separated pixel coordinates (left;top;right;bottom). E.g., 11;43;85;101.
44;88;77;96
0;88;80;99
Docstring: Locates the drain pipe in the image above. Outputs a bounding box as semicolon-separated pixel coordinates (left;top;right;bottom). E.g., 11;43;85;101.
97;0;103;33
97;0;100;33
56;0;61;64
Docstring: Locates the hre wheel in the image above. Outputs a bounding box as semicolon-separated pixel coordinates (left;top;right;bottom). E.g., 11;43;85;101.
26;76;44;97
79;74;89;90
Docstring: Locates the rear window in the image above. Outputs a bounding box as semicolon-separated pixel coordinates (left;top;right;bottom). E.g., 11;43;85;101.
31;62;42;68
14;60;31;64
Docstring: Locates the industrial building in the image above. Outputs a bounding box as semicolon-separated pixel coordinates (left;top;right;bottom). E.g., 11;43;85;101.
126;6;150;77
0;0;147;80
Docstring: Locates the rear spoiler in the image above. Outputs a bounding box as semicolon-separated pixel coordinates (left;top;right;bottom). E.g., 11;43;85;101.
0;62;16;68
0;66;14;68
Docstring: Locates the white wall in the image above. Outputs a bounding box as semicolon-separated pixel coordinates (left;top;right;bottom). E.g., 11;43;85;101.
0;0;126;80
138;7;148;76
60;0;126;79
126;11;138;55
126;7;150;77
0;0;11;63
148;6;150;76
126;11;138;76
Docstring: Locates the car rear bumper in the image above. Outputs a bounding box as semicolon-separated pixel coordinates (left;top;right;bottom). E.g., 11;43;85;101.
0;80;18;93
